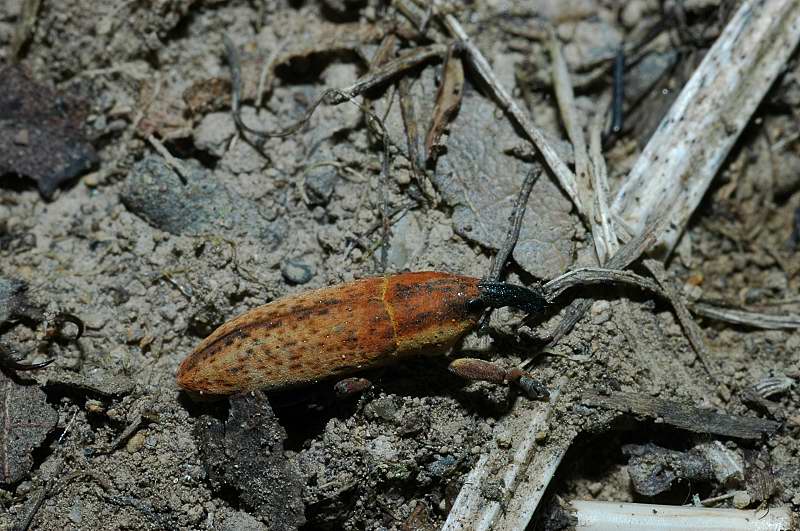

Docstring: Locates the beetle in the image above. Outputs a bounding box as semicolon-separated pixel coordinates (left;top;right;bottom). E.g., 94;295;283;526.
176;271;546;396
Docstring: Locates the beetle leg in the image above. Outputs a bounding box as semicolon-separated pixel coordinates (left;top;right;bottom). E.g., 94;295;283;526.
448;358;510;384
449;358;549;399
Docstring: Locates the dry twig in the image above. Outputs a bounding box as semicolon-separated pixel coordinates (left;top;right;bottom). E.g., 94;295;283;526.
643;259;718;382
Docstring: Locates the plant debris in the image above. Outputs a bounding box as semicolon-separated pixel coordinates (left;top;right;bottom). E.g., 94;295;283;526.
0;64;98;198
432;88;576;278
583;391;780;440
424;44;464;163
0;371;58;484
194;392;305;529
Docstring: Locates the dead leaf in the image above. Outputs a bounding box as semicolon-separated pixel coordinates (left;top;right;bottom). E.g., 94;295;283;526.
382;71;576;278
0;371;58;484
433;86;576;278
425;44;464;162
0;64;98;198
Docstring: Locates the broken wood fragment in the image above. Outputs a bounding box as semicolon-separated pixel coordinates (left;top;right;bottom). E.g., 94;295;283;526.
583;391;780;440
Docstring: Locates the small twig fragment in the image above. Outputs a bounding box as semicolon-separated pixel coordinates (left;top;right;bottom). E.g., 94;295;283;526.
488;169;541;282
583;390;780;440
543;267;664;302
643;259;718;381
147;135;189;184
324;44;448;105
689;302;800;330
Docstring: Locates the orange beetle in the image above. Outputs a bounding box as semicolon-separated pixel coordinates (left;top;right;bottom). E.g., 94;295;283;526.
176;271;545;396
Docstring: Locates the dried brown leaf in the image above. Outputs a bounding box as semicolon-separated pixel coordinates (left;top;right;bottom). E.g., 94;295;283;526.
425;45;464;162
431;85;576;278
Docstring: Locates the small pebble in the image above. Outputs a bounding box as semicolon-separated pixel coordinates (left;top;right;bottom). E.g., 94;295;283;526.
126;431;146;453
733;490;751;509
303;165;337;206
68;501;82;524
281;259;314;285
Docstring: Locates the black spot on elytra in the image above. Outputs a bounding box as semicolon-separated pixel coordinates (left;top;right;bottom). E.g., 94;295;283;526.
412;311;435;326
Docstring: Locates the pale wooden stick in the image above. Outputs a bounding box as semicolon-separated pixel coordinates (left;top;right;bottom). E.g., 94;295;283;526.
443;379;567;531
588;94;618;256
611;0;800;256
569;500;795;531
549;34;606;262
690;303;800;330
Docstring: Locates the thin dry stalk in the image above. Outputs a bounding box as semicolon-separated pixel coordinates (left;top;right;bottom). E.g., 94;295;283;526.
643;259;718;381
690;303;800;330
548;34;603;259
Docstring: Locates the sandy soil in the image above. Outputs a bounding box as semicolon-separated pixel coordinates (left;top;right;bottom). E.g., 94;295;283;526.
1;0;799;529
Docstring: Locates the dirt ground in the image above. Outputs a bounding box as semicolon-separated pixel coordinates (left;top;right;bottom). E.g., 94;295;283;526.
1;0;799;529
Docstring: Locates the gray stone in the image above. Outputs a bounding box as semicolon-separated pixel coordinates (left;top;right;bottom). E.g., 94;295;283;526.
303;164;337;206
281;259;314;285
121;156;285;249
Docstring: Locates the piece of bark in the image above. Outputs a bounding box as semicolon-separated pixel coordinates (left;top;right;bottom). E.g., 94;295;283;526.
0;372;59;484
583;391;779;440
623;443;715;496
195;392;305;529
